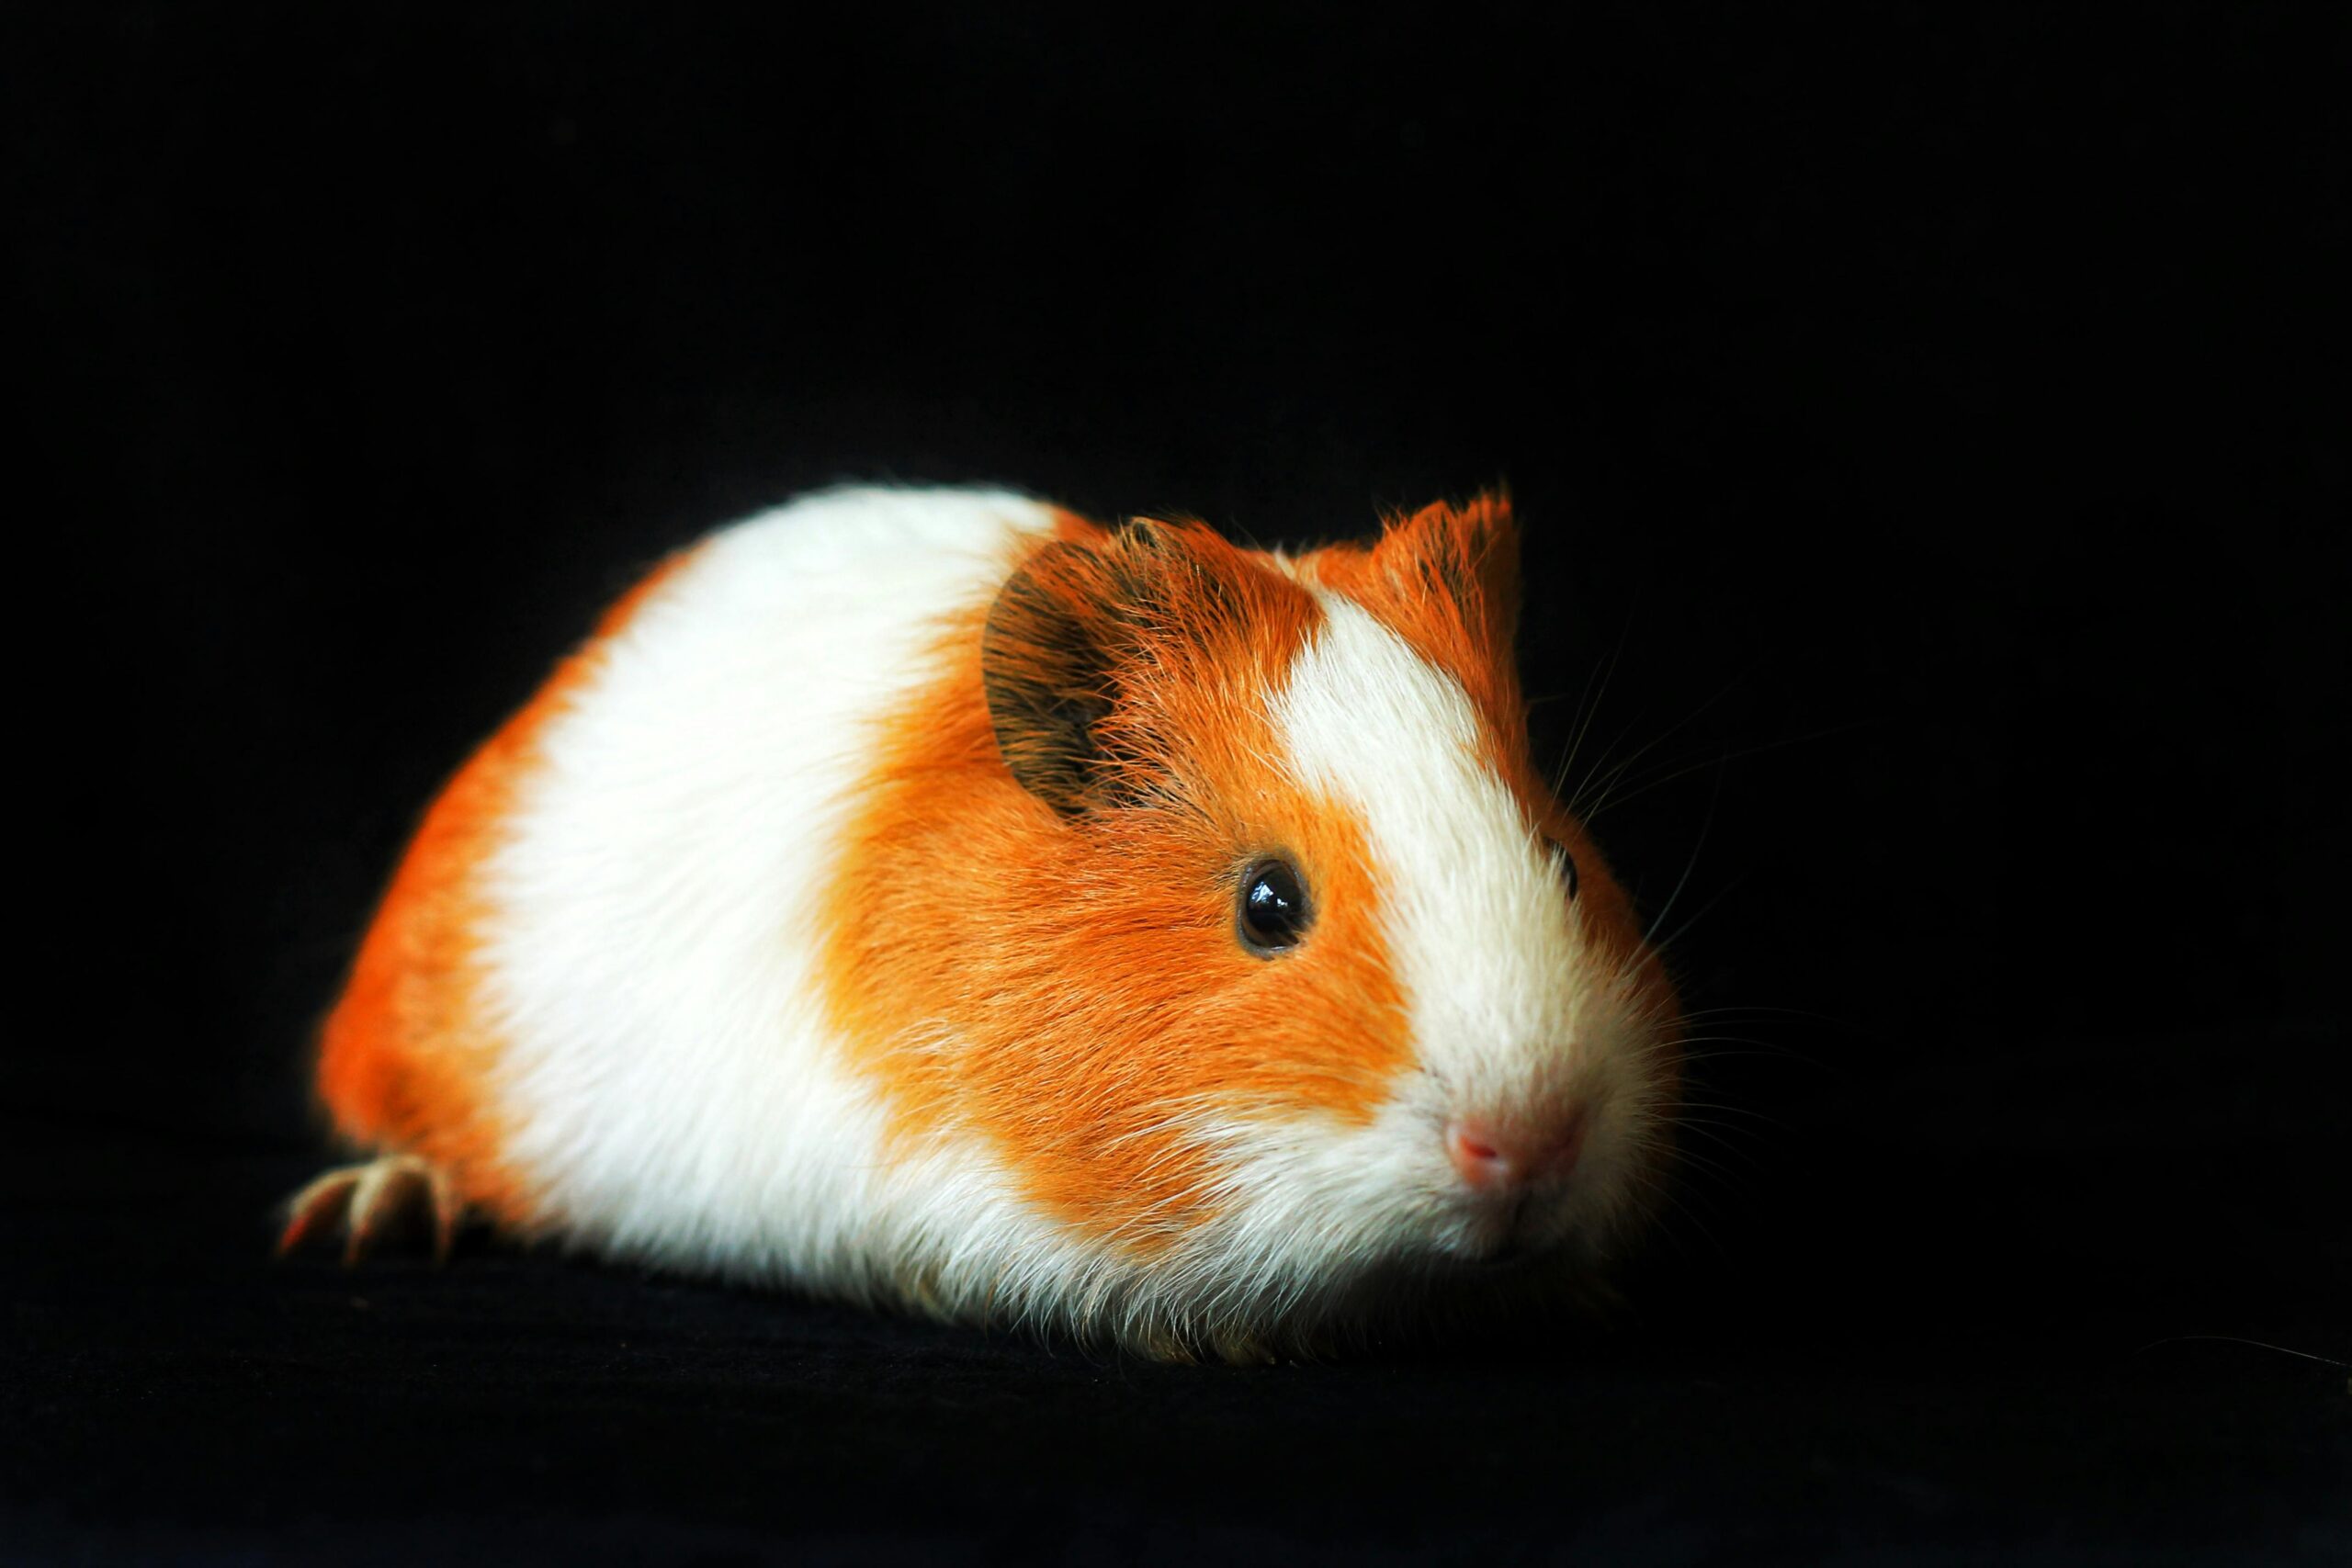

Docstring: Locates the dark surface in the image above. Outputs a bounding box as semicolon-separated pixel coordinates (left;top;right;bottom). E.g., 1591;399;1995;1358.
10;1053;2346;1565
8;4;2347;1562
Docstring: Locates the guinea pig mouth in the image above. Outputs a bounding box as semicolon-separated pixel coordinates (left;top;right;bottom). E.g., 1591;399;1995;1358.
1459;1238;1537;1269
1447;1195;1551;1269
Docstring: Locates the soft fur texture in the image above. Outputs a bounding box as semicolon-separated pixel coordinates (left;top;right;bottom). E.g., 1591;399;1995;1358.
303;486;1682;1359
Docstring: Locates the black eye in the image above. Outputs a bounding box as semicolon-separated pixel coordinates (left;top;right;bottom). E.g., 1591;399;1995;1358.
1237;857;1312;954
1545;835;1581;900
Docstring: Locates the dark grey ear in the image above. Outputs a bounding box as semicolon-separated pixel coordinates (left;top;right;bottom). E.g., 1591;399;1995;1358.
980;519;1232;815
979;539;1120;817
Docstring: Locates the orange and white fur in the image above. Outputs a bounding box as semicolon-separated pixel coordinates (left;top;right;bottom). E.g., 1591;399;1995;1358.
284;486;1682;1360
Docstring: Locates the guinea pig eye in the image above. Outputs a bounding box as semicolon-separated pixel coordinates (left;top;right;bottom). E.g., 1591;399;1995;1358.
1236;857;1312;955
1544;835;1581;900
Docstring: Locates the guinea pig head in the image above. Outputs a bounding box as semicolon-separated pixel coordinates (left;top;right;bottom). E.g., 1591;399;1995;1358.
1283;498;1685;1278
834;498;1681;1335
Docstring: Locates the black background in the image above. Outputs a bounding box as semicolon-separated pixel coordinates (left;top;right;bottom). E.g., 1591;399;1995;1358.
8;4;2346;1562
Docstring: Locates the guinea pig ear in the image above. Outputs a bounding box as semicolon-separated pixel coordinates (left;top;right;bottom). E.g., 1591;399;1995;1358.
1373;489;1522;653
982;517;1274;815
980;538;1125;818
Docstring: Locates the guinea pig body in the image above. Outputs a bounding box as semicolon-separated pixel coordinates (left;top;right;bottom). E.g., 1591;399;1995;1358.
288;485;1682;1359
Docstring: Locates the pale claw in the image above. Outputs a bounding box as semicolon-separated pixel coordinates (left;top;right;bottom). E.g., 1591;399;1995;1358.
275;1154;459;1266
276;1165;362;1257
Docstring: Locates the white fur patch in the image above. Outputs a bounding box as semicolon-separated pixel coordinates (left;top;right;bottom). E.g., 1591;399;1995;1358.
1270;594;1655;1256
477;487;1062;1289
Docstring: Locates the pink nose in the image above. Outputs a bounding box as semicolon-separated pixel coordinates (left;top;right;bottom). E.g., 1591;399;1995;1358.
1445;1111;1589;1192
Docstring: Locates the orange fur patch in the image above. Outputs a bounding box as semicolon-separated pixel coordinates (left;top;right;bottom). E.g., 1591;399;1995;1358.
818;519;1414;1248
315;547;698;1224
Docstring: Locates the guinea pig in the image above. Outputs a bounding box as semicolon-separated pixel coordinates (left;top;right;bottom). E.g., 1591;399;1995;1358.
279;485;1684;1361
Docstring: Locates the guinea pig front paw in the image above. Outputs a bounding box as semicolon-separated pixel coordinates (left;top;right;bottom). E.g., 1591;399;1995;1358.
274;1153;462;1267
